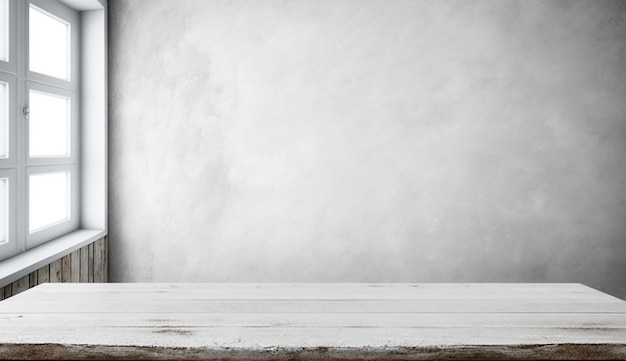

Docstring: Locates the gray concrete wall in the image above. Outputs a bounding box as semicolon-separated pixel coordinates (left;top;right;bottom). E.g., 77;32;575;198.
108;0;626;298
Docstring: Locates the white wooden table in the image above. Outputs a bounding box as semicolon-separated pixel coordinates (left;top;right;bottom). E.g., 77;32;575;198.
0;283;625;360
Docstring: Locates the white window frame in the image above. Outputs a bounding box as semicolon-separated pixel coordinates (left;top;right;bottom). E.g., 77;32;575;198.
0;72;16;168
25;82;79;165
27;0;80;90
0;0;17;75
0;168;16;258
0;0;106;286
26;164;80;248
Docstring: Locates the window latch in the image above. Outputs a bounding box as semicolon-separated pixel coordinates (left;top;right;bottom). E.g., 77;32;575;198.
23;105;30;119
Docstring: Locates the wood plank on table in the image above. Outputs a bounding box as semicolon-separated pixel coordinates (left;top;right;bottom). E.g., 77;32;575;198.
1;312;626;328
1;298;625;314
0;343;625;361
1;310;625;345
4;282;617;300
0;325;625;351
0;283;625;360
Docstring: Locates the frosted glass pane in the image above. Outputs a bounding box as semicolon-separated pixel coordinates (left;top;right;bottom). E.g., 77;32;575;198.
0;178;6;244
0;82;6;158
29;172;70;233
29;5;69;80
29;90;70;157
0;0;7;62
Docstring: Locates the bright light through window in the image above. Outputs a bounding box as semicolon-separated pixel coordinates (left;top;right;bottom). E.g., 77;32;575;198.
0;178;7;244
29;4;70;80
0;81;6;158
29;90;70;157
29;172;70;233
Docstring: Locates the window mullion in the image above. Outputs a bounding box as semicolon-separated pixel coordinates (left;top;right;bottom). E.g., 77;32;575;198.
15;0;26;254
22;0;80;252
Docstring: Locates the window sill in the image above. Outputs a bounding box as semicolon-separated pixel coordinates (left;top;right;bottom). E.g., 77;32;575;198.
0;229;106;288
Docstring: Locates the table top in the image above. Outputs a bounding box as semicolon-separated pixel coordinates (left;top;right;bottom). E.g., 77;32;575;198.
0;283;625;360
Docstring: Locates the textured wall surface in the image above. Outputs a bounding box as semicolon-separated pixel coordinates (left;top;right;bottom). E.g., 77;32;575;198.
108;0;626;298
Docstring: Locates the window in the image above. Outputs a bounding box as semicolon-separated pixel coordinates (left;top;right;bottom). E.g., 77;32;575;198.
0;0;106;269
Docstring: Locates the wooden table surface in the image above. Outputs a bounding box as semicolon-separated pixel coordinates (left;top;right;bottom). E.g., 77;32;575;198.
0;283;625;360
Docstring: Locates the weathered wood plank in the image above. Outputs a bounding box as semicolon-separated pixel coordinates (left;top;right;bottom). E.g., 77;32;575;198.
2;312;626;328
0;284;623;360
28;271;37;288
10;275;29;296
94;237;105;283
80;245;89;282
88;242;94;282
2;298;625;314
2;282;614;300
49;259;62;283
70;250;80;283
2;283;624;314
0;343;624;361
60;254;71;283
0;323;624;349
37;265;49;284
103;236;108;282
2;284;11;299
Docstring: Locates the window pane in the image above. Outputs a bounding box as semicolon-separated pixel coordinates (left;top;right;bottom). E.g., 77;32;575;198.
0;0;7;62
29;4;69;80
0;81;6;158
29;90;70;157
0;178;6;244
29;172;70;233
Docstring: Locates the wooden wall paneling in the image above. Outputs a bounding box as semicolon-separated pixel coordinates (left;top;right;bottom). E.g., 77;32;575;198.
80;245;89;282
0;237;107;300
38;265;50;284
11;275;29;296
94;238;104;282
29;272;37;288
50;259;63;283
61;254;71;282
88;242;94;282
70;250;80;282
104;237;108;282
